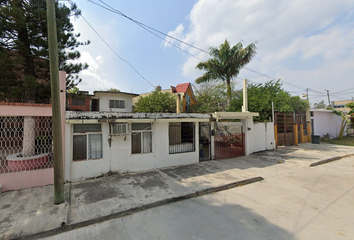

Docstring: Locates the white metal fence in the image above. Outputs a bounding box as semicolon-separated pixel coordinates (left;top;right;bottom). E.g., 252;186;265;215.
0;116;53;173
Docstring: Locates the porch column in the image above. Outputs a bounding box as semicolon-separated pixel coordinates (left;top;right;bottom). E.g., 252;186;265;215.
210;123;215;160
243;117;253;156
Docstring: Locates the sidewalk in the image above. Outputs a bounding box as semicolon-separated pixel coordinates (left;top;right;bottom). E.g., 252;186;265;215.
1;143;354;240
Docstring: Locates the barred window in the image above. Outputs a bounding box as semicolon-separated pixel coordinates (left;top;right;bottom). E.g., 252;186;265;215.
109;100;125;109
72;98;86;106
169;122;195;154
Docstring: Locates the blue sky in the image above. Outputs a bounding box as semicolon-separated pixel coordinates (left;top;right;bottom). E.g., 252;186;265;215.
68;0;354;105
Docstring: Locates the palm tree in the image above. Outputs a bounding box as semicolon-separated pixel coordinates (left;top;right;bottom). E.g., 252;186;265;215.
195;39;257;106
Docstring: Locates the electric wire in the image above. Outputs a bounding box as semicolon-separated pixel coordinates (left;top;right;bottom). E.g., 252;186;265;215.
86;0;351;97
88;0;204;61
73;6;154;87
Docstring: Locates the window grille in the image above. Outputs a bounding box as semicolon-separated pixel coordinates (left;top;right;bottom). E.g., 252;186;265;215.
72;98;86;106
169;122;195;154
0;116;53;173
109;100;125;109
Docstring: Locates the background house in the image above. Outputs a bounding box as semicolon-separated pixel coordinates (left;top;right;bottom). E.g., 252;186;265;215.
66;90;139;112
132;83;197;113
332;100;354;112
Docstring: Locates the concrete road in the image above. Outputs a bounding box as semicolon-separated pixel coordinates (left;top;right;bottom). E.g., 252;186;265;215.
41;156;354;240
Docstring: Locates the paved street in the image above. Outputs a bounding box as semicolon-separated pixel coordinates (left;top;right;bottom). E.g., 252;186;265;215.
40;155;354;240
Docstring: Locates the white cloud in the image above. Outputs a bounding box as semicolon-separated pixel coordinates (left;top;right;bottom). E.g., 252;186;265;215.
166;0;354;101
71;51;120;93
163;23;185;48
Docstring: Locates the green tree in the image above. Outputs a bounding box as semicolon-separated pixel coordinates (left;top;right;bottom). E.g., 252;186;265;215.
107;88;120;92
229;80;309;122
329;103;354;139
313;100;326;109
192;81;239;113
0;0;89;102
134;90;176;113
195;39;257;105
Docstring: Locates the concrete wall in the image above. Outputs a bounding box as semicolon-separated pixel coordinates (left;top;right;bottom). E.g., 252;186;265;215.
248;122;275;154
95;92;135;112
65;121;200;182
312;111;344;138
0;71;66;192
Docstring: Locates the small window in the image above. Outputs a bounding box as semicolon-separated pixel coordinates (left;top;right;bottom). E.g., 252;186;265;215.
131;123;152;154
169;122;195;154
186;95;191;113
73;124;102;161
72;98;86;106
111;123;127;135
109;100;125;109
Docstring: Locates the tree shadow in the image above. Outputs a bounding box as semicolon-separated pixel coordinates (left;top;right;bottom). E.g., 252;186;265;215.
119;194;297;240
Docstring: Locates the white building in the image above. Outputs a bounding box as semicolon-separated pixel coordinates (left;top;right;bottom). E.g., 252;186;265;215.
66;91;139;112
92;91;139;112
311;109;345;139
64;112;210;182
64;111;275;182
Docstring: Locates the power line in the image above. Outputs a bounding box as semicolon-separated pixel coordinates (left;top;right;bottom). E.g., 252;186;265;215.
85;0;333;95
70;3;154;88
87;0;204;61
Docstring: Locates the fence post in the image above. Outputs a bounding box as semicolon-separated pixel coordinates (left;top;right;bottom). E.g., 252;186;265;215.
274;124;278;148
293;124;298;145
307;122;312;143
299;124;304;143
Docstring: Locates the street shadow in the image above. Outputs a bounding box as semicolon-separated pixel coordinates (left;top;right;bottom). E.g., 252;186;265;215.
118;195;297;240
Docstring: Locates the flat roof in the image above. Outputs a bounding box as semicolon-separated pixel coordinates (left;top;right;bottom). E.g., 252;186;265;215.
212;112;259;120
66;111;211;123
93;91;139;96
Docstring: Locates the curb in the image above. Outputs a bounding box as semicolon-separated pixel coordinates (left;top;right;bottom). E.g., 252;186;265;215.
309;154;354;167
11;176;264;240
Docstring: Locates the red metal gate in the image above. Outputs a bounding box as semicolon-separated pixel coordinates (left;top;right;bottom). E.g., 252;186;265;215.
214;122;245;159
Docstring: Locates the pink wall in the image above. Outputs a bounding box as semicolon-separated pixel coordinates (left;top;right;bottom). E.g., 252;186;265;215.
0;71;66;192
0;169;54;192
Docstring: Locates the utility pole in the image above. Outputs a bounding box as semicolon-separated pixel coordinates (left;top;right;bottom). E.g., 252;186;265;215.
305;88;310;100
47;0;64;204
325;89;331;106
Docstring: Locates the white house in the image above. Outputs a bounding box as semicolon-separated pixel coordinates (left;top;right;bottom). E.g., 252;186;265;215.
92;91;139;112
66;91;139;112
64;111;210;182
64;110;275;182
311;109;345;138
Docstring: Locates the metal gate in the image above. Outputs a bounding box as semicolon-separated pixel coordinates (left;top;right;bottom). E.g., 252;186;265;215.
275;113;294;146
214;123;245;159
199;122;211;161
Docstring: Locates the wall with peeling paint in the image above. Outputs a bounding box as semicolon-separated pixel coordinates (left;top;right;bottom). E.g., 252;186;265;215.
64;120;200;182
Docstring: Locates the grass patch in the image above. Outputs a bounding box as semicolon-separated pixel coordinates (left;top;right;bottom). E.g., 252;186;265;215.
326;136;354;146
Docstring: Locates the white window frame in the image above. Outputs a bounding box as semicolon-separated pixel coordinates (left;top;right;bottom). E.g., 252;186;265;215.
72;124;103;161
109;99;125;109
110;123;128;135
131;123;152;154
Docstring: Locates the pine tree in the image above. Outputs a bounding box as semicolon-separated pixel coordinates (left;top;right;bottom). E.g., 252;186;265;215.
0;0;89;102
